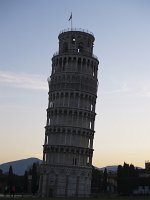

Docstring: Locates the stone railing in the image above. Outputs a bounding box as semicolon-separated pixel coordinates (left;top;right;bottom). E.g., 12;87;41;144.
53;51;98;60
59;28;94;37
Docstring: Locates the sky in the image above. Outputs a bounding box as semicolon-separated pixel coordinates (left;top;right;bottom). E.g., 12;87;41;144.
0;0;150;168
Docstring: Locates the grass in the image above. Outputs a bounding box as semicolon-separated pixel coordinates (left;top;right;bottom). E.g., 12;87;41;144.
1;194;150;200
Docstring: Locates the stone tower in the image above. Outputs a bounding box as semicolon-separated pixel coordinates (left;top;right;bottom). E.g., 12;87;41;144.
39;28;99;197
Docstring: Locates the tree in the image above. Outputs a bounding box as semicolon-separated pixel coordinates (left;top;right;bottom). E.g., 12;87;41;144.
117;163;138;195
102;168;107;192
91;166;103;193
7;165;14;191
117;165;122;178
31;163;38;195
117;165;123;194
23;170;28;193
123;162;130;178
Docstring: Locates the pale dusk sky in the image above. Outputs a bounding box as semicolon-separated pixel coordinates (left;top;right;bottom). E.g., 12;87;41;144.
0;0;150;168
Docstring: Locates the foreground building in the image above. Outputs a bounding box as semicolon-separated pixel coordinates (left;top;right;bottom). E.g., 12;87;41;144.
38;28;99;197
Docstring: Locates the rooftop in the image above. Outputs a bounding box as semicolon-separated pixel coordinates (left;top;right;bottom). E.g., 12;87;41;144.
59;28;94;37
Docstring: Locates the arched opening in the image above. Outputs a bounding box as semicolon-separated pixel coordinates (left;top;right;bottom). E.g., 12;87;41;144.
78;42;83;53
73;157;77;165
71;36;76;44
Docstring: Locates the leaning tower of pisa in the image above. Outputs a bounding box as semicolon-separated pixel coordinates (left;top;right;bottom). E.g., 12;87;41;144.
38;28;99;197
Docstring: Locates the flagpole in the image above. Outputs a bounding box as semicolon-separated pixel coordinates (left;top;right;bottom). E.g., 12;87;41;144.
71;16;72;30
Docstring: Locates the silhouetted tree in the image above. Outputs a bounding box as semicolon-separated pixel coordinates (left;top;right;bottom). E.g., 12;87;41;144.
117;165;122;177
31;163;38;195
23;170;28;193
123;162;129;177
7;165;14;192
117;165;123;194
102;168;107;192
91;166;103;193
117;163;139;195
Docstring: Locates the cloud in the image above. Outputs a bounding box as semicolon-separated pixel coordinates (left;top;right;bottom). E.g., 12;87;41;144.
137;81;150;98
103;82;130;95
102;78;150;98
0;70;48;90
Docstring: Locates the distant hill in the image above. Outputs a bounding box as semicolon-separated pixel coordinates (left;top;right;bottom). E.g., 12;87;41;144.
98;165;143;173
0;157;42;175
99;165;118;172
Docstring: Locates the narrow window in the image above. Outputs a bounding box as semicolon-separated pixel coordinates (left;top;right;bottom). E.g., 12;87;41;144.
87;157;89;164
50;101;54;108
72;37;76;44
91;104;93;111
90;121;92;129
73;157;77;165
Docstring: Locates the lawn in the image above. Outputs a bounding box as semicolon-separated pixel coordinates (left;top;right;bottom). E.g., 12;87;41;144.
0;194;150;200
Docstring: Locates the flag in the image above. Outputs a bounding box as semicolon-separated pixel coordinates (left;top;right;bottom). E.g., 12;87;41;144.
69;13;72;21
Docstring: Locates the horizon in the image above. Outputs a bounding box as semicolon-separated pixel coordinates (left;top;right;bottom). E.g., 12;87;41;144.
0;156;146;170
0;0;150;168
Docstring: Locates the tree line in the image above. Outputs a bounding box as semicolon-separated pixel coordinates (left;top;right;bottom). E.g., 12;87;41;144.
1;162;149;196
91;162;150;196
117;162;139;195
0;162;39;196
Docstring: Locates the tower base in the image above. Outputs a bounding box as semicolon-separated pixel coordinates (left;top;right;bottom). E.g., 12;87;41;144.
38;164;92;197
